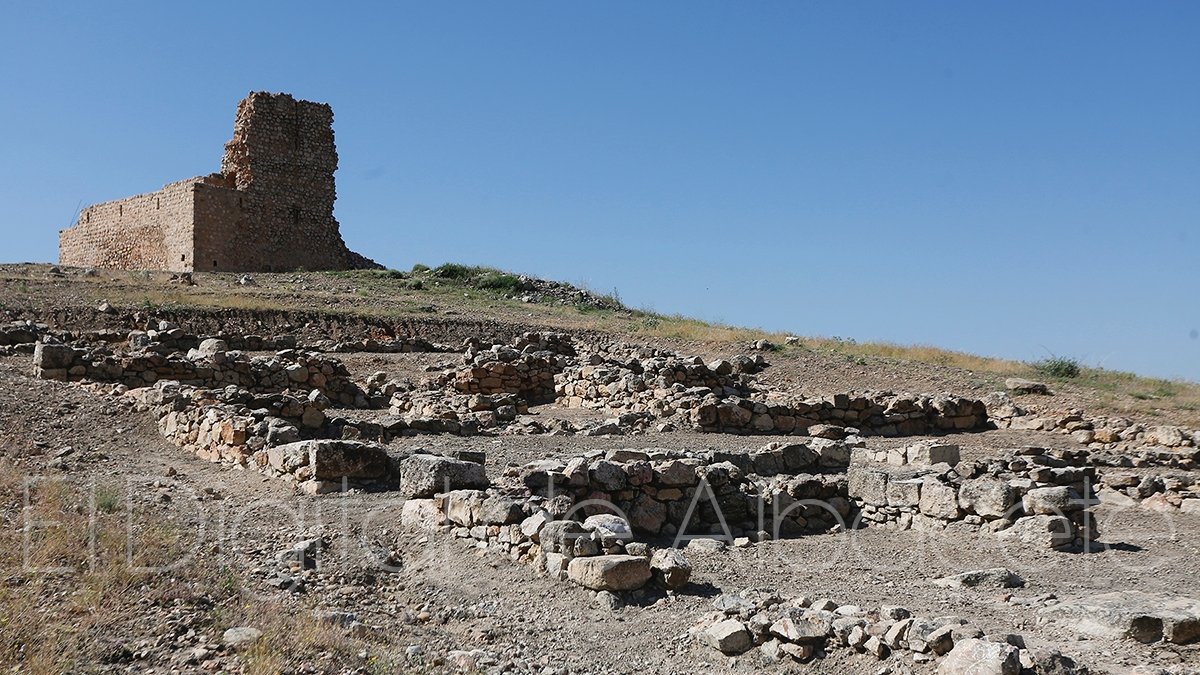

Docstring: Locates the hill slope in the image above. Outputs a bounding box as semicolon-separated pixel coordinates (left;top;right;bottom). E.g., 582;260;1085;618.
3;262;1197;427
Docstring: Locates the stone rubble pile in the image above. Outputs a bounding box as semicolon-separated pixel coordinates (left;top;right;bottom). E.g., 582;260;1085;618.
507;275;626;311
1099;470;1200;515
989;393;1197;454
689;587;1084;674
0;320;50;354
849;442;1099;549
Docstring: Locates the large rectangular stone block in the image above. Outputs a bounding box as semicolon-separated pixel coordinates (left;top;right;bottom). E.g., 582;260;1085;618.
848;467;889;505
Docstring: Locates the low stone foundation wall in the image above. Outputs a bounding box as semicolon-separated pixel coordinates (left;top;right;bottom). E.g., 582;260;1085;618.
142;381;394;494
513;443;854;538
689;392;989;436
555;355;750;411
848;442;1099;550
141;383;326;464
397;453;695;598
34;341;368;407
124;323;299;354
388;390;521;435
320;336;441;353
449;337;568;404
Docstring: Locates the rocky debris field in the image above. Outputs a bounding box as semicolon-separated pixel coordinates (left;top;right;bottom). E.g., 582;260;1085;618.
0;278;1199;673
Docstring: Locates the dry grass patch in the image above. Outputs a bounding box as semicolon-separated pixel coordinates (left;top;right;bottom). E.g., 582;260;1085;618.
0;465;378;671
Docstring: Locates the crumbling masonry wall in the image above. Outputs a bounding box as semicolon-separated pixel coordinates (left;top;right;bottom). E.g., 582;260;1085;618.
58;92;373;272
59;177;206;271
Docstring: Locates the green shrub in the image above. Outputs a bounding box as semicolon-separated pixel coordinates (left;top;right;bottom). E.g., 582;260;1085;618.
1034;356;1081;379
476;272;522;292
432;263;474;280
95;484;121;514
411;263;430;274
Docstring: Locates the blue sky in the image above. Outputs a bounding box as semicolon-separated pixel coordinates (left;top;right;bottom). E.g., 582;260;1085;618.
1;2;1197;380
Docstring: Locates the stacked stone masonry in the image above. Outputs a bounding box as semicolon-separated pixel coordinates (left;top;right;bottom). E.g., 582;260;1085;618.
34;339;367;407
848;442;1101;550
509;442;856;539
59;92;374;272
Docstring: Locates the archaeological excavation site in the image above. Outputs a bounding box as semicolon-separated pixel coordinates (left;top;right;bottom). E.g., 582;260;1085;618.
0;260;1198;674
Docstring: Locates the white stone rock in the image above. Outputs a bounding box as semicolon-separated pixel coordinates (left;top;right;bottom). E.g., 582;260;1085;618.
649;548;692;589
938;638;1020;675
566;554;651;591
996;515;1073;550
222;626;263;648
698;619;753;655
581;514;633;542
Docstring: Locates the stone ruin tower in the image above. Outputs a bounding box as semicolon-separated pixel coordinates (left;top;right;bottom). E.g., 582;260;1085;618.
58;92;377;273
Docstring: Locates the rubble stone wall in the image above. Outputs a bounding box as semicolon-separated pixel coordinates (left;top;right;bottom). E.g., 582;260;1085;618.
556;357;745;412
514;443;855;538
848;444;1099;549
452;354;559;403
692;393;988;436
449;334;573;403
59;178;200;271
33;342;367;406
138;382;391;493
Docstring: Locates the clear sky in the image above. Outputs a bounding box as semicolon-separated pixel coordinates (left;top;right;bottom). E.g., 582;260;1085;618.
1;2;1197;381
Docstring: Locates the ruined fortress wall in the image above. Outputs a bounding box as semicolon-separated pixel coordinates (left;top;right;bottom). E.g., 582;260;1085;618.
59;178;199;272
219;92;354;271
59;91;376;272
192;182;247;272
